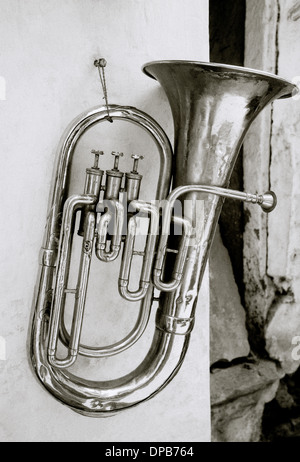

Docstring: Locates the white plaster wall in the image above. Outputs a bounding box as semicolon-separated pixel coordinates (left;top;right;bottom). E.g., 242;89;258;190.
0;0;210;442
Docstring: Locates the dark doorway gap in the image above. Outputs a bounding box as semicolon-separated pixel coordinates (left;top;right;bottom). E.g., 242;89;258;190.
209;0;246;304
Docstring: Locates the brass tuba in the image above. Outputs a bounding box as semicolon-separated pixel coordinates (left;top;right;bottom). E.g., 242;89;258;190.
29;61;297;416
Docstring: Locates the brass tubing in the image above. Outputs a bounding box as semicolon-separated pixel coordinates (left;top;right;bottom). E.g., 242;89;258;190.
153;215;192;292
47;194;97;368
95;199;124;262
66;212;96;361
153;184;277;292
118;200;160;301
31;105;172;371
59;282;154;358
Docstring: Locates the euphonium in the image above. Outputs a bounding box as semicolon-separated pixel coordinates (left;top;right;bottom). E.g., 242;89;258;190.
29;61;297;416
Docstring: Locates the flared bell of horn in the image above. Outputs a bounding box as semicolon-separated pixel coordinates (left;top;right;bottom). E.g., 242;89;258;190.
143;61;295;195
29;61;297;417
143;61;296;335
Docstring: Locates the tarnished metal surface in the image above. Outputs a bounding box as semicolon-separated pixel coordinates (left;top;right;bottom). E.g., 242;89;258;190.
143;60;296;332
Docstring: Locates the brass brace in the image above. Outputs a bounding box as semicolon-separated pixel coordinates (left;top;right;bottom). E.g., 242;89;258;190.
155;311;195;335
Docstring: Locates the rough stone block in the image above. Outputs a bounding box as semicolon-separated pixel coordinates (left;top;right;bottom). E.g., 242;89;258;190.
243;0;300;365
211;360;282;442
210;226;250;365
265;300;300;373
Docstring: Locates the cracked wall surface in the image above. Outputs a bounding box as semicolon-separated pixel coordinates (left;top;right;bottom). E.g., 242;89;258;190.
244;0;300;373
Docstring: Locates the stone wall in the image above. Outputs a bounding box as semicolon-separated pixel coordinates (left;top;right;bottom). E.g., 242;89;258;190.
244;0;300;441
209;0;300;442
244;0;300;375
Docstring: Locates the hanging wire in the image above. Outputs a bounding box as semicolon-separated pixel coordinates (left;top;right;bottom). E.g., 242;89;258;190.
94;58;113;123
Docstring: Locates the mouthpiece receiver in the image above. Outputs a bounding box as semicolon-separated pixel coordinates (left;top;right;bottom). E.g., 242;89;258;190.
259;191;277;213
